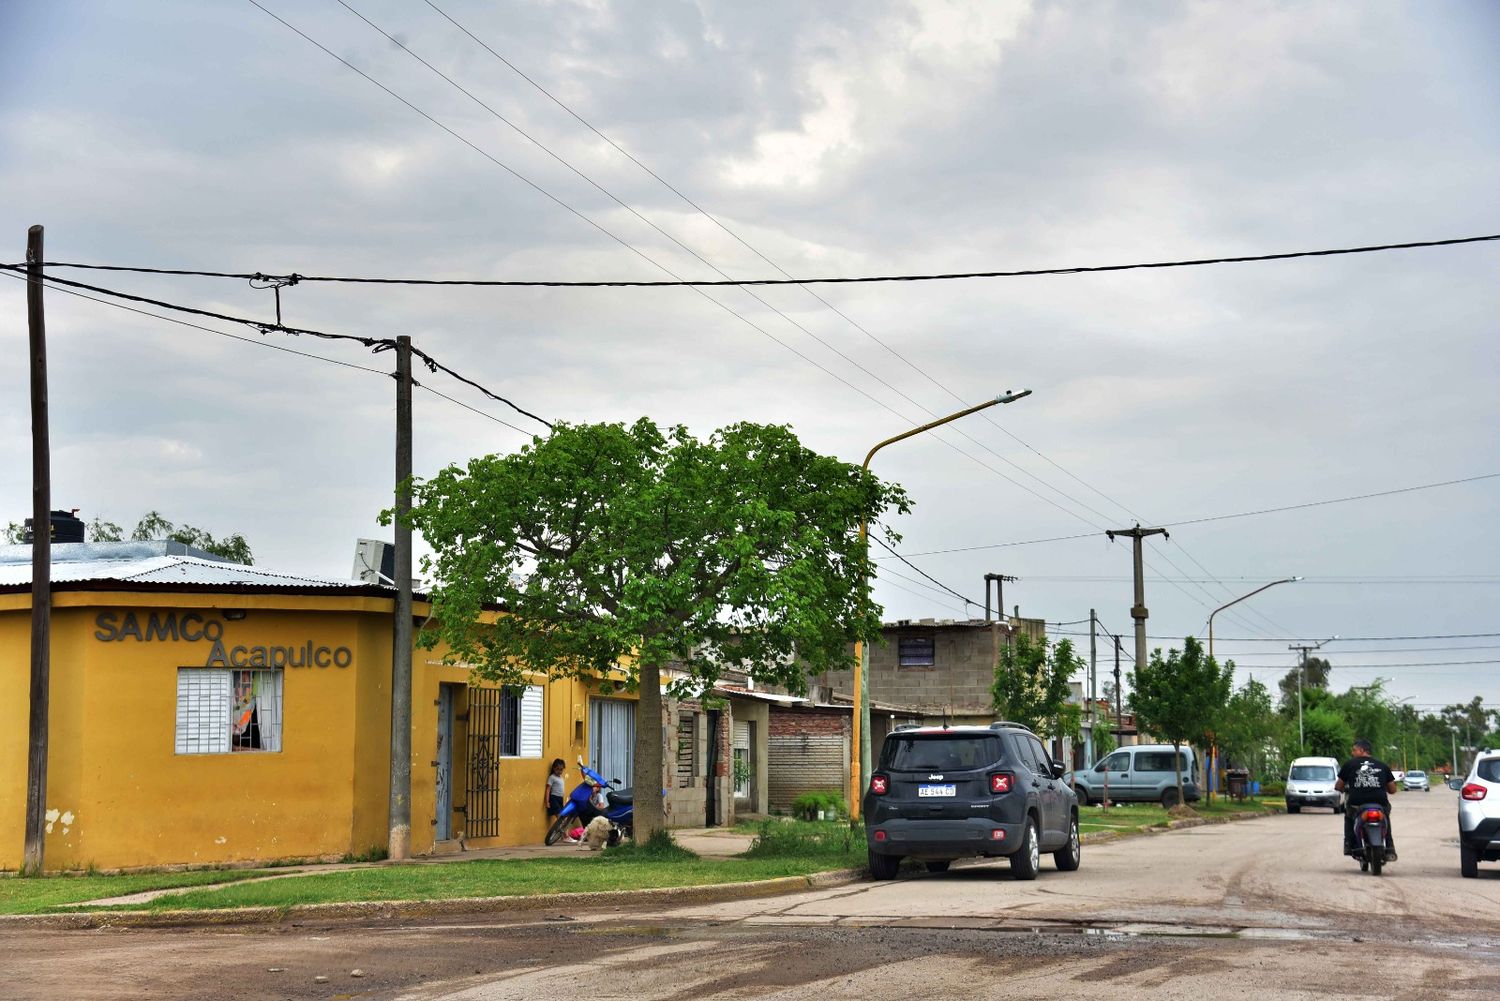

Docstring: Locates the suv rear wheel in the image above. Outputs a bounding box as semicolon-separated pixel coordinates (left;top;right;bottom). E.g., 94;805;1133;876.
869;850;902;881
1053;816;1081;871
1461;840;1480;878
1010;817;1040;881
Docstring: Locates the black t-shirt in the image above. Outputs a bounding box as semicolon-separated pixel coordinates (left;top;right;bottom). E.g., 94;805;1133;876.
1339;756;1394;807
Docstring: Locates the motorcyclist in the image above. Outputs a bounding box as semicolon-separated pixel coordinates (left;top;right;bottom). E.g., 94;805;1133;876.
1336;738;1398;861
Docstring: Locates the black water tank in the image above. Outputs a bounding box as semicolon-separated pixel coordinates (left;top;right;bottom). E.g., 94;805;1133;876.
22;509;86;544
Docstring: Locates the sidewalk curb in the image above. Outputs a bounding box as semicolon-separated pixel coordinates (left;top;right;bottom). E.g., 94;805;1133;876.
0;868;868;931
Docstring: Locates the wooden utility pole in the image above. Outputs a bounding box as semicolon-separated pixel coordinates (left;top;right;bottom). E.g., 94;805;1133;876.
1105;524;1169;673
23;225;51;875
388;335;414;860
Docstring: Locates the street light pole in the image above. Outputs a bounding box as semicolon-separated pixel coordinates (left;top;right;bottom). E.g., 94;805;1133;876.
1207;577;1301;661
850;390;1032;820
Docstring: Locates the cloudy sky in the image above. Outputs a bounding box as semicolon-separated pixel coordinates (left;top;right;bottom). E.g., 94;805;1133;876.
3;1;1498;713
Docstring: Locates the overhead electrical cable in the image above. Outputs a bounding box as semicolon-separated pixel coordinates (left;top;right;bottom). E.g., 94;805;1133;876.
868;534;981;609
28;232;1500;287
891;471;1500;557
325;0;1137;531
0;264;552;433
244;0;1241;576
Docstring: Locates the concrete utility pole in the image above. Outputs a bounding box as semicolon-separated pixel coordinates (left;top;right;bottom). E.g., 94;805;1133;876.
1088;609;1097;763
984;573;1018;687
388;335;414;860
1288;637;1336;754
23;225;51;875
1105;525;1168;673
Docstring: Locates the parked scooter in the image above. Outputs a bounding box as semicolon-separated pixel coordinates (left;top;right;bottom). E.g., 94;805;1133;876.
1350;804;1391;875
544;761;635;845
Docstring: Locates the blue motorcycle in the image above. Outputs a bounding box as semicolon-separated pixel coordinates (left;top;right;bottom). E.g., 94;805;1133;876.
544;762;634;845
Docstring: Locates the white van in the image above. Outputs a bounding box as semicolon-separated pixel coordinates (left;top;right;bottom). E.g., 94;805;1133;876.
1286;756;1342;813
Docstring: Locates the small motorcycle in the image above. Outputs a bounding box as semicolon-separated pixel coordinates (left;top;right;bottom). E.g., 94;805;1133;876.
1350;804;1391;875
544;761;635;845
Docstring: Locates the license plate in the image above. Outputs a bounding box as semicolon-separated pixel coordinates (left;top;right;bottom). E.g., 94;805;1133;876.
918;784;956;798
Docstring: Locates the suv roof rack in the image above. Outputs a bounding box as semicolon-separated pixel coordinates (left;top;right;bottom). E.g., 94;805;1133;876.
989;720;1035;734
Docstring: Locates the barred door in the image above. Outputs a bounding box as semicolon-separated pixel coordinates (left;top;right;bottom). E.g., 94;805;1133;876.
466;686;502;838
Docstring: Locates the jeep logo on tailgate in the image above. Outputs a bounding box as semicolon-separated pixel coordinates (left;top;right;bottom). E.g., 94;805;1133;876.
928;774;944;781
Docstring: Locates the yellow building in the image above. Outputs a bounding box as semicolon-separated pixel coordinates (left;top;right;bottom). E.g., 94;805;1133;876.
0;542;637;871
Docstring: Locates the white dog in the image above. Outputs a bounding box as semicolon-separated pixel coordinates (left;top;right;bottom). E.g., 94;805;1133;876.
582;815;614;851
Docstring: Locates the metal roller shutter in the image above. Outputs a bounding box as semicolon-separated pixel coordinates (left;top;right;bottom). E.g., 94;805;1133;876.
769;732;848;813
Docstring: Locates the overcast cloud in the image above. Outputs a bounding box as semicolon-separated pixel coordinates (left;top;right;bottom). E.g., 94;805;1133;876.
3;0;1498;710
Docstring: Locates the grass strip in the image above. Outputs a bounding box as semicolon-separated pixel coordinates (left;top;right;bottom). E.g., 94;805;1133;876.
0;869;270;916
94;856;851;913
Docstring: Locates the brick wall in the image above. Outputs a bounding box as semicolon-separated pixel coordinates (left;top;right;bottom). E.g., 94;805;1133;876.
768;707;850;813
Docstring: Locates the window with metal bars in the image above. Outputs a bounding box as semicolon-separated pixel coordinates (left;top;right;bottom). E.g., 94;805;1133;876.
175;668;283;754
677;711;698;787
897;633;936;668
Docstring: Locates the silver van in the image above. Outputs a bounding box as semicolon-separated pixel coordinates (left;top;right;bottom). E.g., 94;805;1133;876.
1073;745;1199;807
1285;756;1342;813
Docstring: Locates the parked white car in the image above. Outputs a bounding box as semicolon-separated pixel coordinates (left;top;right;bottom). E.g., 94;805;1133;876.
1459;750;1500;878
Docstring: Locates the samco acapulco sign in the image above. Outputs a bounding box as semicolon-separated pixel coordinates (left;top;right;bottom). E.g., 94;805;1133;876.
93;611;353;669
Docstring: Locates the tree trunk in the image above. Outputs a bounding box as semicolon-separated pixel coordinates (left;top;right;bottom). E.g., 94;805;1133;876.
1173;740;1184;809
633;658;666;842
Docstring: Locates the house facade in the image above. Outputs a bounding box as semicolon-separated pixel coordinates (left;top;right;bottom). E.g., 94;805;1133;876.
0;542;637;871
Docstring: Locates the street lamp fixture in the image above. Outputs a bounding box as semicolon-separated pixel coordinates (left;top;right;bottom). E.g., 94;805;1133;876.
849;390;1032;821
1206;577;1301;660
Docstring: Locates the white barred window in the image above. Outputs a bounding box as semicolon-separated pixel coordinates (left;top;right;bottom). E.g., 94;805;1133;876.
175;669;283;754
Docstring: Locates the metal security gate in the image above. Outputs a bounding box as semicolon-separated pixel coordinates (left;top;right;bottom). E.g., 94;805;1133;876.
466;686;502;838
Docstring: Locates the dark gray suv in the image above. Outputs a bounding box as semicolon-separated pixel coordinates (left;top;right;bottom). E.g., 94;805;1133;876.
862;722;1081;881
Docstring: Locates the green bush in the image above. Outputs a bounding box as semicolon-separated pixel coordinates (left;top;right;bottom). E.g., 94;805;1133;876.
602;829;698;862
789;790;847;820
744;819;860;859
1259;781;1286;796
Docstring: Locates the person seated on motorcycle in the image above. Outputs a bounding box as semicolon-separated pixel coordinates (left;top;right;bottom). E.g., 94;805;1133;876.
1336;739;1398;861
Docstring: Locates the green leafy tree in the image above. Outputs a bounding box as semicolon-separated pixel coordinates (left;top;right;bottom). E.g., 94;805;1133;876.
1300;705;1355;758
990;634;1083;743
1218;677;1281;778
129;510;254;564
1278;656;1332;715
401;418;909;841
1128;636;1233;808
4;511;251;563
1092;724;1116;762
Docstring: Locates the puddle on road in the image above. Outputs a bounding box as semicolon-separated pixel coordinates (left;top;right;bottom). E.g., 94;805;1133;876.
565;916;1500;956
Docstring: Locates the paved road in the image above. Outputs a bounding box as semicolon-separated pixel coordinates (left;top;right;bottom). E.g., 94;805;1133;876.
7;789;1500;1000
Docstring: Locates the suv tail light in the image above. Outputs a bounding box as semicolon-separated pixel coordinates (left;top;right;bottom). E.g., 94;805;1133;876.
1462;783;1488;801
990;772;1014;794
870;774;889;795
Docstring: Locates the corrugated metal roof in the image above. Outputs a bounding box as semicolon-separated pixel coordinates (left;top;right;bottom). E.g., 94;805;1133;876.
0;542;391;594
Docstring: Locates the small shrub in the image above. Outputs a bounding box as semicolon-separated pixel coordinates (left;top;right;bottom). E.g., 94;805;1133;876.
602;830;698;863
339;845;389;864
789;790;848;821
744;819;860;859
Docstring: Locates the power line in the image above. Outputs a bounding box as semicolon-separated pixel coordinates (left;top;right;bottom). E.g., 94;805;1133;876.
892;471;1500;556
27;232;1500;288
0;265;554;432
869;534;980;609
347;0;1280;627
1049;629;1500;642
0;268;537;437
